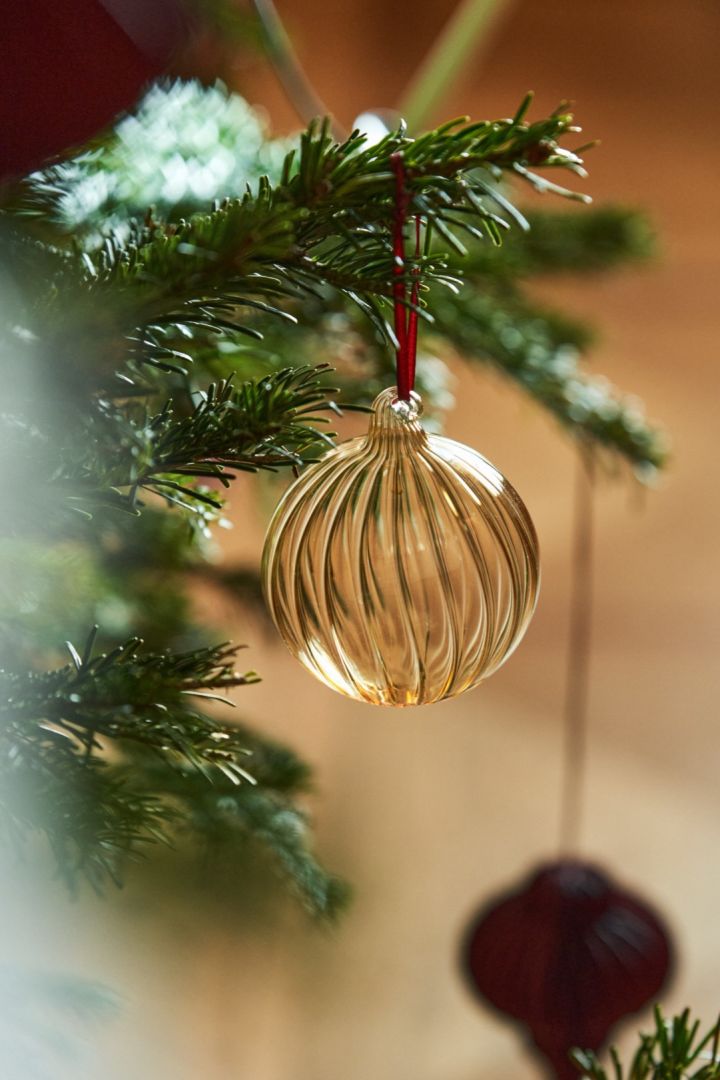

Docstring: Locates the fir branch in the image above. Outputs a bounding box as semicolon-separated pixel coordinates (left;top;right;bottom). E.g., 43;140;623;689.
134;364;338;481
0;631;347;915
23;82;588;244
221;786;350;919
17;85;590;374
88;364;337;517
571;1008;720;1078
460;206;655;280
431;288;667;473
1;634;259;779
9;83;656;473
0;634;255;887
0;366;340;529
124;752;350;919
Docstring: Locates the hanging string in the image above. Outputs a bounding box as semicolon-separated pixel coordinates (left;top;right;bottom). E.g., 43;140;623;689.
251;0;347;141
558;447;596;853
390;153;421;401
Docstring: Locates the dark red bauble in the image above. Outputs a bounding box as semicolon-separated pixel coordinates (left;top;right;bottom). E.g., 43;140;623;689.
462;860;673;1079
0;0;189;180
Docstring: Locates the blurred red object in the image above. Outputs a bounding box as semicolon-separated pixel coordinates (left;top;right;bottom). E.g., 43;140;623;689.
462;859;673;1079
0;0;189;180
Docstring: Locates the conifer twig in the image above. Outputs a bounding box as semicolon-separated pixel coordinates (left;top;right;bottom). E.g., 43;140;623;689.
570;1008;720;1077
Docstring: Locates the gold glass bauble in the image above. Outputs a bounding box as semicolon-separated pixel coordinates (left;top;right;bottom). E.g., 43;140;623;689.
261;388;540;707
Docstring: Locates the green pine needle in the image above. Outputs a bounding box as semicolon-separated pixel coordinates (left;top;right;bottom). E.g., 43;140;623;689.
571;1008;720;1078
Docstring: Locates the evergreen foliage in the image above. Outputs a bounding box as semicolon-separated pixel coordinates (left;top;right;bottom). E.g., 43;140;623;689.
572;1009;720;1078
0;78;665;913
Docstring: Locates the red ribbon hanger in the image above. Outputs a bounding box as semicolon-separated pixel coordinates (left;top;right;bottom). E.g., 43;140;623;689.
390;153;422;402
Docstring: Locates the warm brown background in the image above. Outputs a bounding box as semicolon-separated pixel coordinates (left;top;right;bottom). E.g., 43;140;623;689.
7;1;720;1077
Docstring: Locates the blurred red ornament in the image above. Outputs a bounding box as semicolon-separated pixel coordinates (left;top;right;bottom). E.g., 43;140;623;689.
462;860;673;1079
0;0;189;181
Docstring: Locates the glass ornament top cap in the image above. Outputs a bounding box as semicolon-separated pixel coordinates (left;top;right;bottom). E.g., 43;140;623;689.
368;387;424;436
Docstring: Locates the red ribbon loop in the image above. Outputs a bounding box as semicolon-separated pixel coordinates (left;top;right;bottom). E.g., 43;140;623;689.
390;153;421;401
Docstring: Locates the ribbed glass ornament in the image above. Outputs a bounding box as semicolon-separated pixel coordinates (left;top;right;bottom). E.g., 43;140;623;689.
261;388;540;706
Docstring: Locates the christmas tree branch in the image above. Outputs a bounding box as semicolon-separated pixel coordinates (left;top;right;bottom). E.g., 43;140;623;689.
7;82;665;470
431;288;666;472
126;752;350;918
0;631;346;913
1;635;259;785
23;82;587;241
0;366;341;530
571;1007;720;1078
460;205;655;279
18;86;588;375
